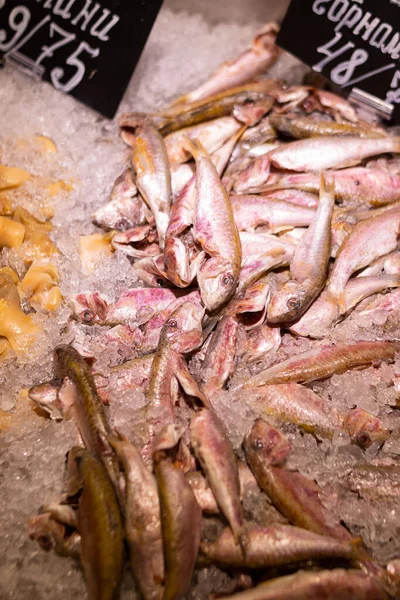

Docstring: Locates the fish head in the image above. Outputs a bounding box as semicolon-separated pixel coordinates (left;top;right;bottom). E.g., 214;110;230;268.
28;380;63;420
343;408;390;449
53;344;83;379
69;292;109;325
161;301;204;353
244;418;292;466
243;325;281;363
267;281;309;323
198;257;237;312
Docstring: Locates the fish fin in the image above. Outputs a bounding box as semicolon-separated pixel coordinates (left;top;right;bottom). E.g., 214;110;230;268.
183;135;209;159
176;357;211;408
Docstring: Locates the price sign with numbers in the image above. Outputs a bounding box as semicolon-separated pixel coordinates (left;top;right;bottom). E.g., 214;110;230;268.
0;0;164;119
277;0;400;123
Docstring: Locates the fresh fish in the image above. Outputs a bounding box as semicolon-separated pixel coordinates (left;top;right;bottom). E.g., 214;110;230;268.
94;354;155;404
165;117;242;164
164;128;243;287
231;196;315;233
233;97;273;127
133;255;172;288
187;462;258;515
238;323;281;363
239;341;396;388
119;113;172;248
217;569;388;600
66;447;124;600
270;114;386;139
28;379;63;420
169;23;280;106
141;291;203;354
262;189;319;208
343;408;390;449
92;172;152;232
314;89;359;122
158;91;272;135
186;137;241;311
200;315;239;394
108;432;164;600
233;155;270;194
170;161;196;198
28;512;80;558
326;209;400;306
268;175;334;322
227;275;270;327
290;274;400;338
52;345;120;493
190;408;245;545
245;383;341;439
105;288;179;326
145;301;206;421
111;225;160;258
69;291;110;325
244;419;351;540
200;524;359;569
92;194;151;232
268;136;400;172
265;167;400;207
154;436;202;600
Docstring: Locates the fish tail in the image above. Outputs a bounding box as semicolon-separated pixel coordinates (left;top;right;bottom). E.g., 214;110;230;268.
183;135;209;159
320;172;335;204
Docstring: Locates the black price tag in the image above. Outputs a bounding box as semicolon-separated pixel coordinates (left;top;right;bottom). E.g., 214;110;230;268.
0;0;164;118
277;0;400;123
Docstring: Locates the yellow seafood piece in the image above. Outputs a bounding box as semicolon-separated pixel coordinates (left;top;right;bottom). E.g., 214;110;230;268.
46;180;74;197
0;192;13;215
19;262;62;310
0;266;19;284
0;216;25;249
0;165;30;190
35;135;58;154
13;206;52;238
18;232;59;264
79;232;115;273
0;272;39;352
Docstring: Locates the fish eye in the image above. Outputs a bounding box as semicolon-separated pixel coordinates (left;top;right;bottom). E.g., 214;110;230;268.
167;319;177;329
81;310;94;323
114;218;130;231
253;438;264;450
156;278;165;287
286;297;301;310
244;98;255;106
354;180;360;186
236;291;245;299
248;330;256;339
221;273;234;287
356;431;371;449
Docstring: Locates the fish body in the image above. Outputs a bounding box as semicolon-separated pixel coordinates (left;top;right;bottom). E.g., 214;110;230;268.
343;408;390;449
268;136;400;172
267;175;334;322
244;419;350;540
240;341;396;388
154;455;202;600
170;23;280;106
231;196;315;233
190;408;245;544
120;114;172;248
187;137;241;310
327;209;400;304
290;274;400;338
201;315;239;393
246;383;341;439
67;447;124;600
200;524;359;569
165;117;242;164
53;345;119;491
238;324;281;363
270;114;386;139
108;434;164;600
217;569;388;600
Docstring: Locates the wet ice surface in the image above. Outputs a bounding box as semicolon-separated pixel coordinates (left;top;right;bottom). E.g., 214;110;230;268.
0;4;399;600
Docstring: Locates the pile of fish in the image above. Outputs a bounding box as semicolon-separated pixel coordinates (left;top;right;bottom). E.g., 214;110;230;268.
27;23;400;600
